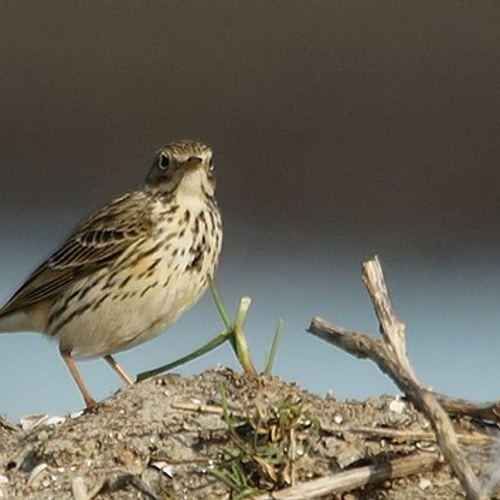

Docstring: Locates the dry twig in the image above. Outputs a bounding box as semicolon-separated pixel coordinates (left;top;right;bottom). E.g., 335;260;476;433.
308;319;500;423
323;424;493;447
308;255;489;500
252;452;437;500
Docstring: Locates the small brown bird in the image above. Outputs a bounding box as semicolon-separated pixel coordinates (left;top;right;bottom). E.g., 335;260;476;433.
0;140;222;407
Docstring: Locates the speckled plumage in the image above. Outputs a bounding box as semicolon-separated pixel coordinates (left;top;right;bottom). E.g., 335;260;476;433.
0;140;222;407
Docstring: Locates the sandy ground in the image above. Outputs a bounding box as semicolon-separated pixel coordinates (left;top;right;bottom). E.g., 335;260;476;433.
0;367;495;500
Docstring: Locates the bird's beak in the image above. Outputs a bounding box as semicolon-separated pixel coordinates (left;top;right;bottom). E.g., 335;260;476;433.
181;156;203;170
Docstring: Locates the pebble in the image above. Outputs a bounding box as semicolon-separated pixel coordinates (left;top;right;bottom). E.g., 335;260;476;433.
333;412;344;424
388;398;406;414
419;478;432;490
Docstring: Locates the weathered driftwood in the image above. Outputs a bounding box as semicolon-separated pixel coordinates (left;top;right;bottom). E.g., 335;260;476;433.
308;256;489;500
308;318;500;423
322;424;493;447
253;452;438;500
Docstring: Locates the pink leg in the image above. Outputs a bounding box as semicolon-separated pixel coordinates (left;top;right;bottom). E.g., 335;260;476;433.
103;354;134;385
60;347;97;408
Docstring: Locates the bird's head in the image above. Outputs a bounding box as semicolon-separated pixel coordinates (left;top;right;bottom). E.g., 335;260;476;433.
146;140;216;199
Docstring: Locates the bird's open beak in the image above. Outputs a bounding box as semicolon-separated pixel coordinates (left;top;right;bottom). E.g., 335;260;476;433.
181;156;203;170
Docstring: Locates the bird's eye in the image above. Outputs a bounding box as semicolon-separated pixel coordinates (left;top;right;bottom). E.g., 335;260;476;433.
158;152;170;170
208;157;215;173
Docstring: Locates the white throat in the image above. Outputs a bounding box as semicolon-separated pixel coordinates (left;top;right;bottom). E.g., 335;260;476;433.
175;169;210;213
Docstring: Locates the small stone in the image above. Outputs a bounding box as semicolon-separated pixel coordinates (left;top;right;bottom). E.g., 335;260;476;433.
333;413;344;424
419;478;432;490
389;398;406;414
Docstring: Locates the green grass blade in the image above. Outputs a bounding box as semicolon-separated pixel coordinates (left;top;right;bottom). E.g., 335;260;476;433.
232;297;258;375
263;318;284;376
209;277;232;329
136;329;230;381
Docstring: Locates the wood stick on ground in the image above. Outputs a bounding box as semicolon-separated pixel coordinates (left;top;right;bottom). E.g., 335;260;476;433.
252;452;438;500
322;424;494;447
172;398;495;447
308;255;488;500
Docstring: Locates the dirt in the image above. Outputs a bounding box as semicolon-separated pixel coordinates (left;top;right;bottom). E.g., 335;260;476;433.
0;367;495;499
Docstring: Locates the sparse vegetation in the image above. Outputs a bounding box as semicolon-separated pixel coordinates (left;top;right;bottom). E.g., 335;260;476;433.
211;384;320;499
138;278;284;381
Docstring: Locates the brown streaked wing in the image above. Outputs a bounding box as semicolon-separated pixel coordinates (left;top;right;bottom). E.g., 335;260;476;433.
0;191;152;316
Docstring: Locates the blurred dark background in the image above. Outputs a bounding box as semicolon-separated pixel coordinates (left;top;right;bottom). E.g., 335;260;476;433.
1;2;500;419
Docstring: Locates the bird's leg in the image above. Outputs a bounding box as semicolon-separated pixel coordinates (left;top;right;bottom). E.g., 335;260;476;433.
59;347;97;408
103;354;134;386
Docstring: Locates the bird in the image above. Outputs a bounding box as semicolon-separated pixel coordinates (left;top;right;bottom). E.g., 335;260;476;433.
0;140;223;408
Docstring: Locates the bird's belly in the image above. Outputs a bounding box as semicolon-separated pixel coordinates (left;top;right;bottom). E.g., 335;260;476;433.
50;257;210;358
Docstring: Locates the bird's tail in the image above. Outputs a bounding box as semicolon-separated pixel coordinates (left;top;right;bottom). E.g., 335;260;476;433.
0;311;33;333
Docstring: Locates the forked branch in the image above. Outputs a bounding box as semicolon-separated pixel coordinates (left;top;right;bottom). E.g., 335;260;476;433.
308;256;489;500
